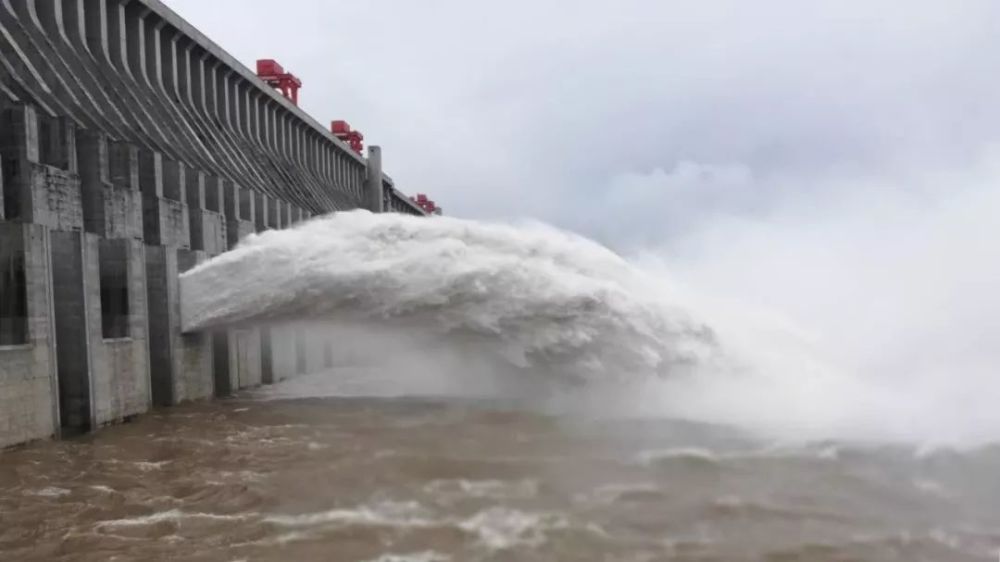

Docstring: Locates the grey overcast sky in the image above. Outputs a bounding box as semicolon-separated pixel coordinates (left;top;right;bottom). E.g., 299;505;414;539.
163;0;1000;248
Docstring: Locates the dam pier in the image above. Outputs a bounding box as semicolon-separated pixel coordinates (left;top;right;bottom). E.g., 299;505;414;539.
0;0;427;448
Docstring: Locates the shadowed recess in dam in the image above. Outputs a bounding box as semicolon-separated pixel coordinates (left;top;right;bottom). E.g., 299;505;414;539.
180;211;719;382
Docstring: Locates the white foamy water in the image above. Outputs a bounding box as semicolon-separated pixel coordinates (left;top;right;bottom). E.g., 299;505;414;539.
181;211;719;383
177;205;1000;447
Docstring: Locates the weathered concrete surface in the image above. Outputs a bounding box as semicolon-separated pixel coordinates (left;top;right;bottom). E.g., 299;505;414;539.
229;328;263;390
269;324;299;383
0;223;58;448
146;246;214;407
90;239;151;426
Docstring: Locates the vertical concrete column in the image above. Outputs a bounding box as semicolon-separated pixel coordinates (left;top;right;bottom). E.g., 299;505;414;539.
145;245;177;407
229;327;262;389
237;185;254;225
253;191;268;233
140;152;189;248
268;197;281;229
269;323;298;382
176;250;213;401
108;141;143;240
0;223;59;448
50;231;94;433
109;141;139;191
78;130;109;235
147;247;214;406
185;168;206;251
0;104;39;222
139;149;164;244
260;326;273;385
224;182;254;250
365;145;384;213
187;171;225;255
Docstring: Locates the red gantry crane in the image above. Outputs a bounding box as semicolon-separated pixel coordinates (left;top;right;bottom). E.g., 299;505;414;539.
411;193;442;215
256;59;302;105
331;120;365;154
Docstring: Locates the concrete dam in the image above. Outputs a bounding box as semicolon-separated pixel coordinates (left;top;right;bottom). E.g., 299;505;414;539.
0;0;432;448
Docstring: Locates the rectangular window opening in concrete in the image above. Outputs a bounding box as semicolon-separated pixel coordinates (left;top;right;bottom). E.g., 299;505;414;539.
0;243;28;346
99;244;130;339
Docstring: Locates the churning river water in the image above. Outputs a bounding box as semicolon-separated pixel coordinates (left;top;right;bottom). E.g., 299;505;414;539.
2;370;999;562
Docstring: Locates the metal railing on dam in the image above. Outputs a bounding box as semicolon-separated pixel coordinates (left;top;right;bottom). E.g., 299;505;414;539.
0;0;427;448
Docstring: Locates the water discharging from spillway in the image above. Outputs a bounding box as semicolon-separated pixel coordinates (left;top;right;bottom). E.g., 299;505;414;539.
181;211;722;387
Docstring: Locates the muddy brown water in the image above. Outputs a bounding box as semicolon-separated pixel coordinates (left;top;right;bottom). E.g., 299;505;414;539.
1;373;999;562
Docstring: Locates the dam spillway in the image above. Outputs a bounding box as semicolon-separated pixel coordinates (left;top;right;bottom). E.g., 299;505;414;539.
0;0;427;448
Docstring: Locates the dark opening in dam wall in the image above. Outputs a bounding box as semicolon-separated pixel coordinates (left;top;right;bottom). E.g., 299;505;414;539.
0;0;426;448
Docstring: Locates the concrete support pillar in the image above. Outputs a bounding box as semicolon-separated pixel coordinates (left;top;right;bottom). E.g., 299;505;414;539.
109;141;139;191
182;169;225;254
102;141;143;240
0;107;42;225
78;130;110;236
253;191;268;233
268;197;281;229
364;145;384;213
269;324;298;382
225;183;255;250
185;168;205;250
50;231;94;433
140;151;190;248
146;246;213;406
260;326;273;385
0;223;59;448
218;327;263;392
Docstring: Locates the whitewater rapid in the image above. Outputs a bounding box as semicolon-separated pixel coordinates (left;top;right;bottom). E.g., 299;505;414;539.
180;211;718;382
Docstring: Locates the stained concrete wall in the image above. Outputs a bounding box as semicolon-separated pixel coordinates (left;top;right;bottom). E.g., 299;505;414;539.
269;324;299;383
51;231;92;431
226;328;263;392
90;239;151;426
0;223;58;448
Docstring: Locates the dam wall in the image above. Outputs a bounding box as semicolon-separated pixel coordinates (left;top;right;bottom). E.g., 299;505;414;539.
0;0;426;448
